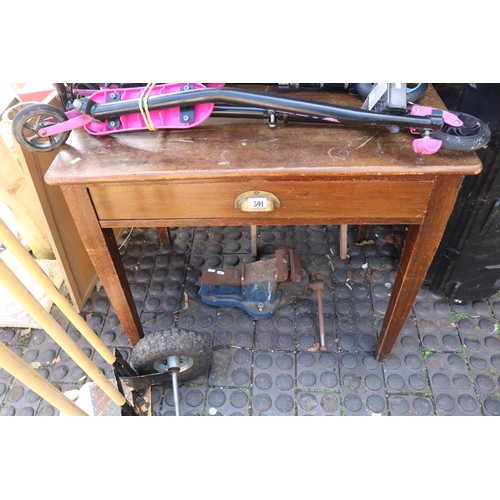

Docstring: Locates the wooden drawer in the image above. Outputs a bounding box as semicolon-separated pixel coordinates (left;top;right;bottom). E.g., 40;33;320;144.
90;179;434;226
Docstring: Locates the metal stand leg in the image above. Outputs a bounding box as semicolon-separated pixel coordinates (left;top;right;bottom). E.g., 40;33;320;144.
362;83;407;111
340;225;348;260
251;225;258;257
167;356;181;416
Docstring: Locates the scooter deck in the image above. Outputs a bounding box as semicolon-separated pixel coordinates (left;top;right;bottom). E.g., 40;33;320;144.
83;83;216;135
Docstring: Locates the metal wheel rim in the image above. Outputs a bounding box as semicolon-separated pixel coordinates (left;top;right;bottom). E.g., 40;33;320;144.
440;113;482;138
22;114;63;150
153;355;194;373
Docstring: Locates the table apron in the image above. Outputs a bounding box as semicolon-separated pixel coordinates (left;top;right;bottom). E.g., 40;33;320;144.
89;179;434;226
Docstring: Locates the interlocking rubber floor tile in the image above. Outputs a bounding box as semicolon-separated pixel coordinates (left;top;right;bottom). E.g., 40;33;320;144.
296;350;339;392
205;387;250;416
414;287;462;352
3;224;500;417
339;352;387;415
425;352;481;415
382;326;430;395
161;384;206;416
208;347;252;389
480;395;500;416
252;351;295;416
388;395;434;416
208;306;253;354
297;391;341;415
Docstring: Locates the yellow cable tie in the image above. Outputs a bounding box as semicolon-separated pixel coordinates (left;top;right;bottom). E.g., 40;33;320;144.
138;83;156;131
138;84;148;128
144;82;156;131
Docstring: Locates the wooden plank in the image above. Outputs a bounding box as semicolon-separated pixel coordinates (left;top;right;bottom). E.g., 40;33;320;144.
0;113;53;258
2;95;122;311
18;145;103;310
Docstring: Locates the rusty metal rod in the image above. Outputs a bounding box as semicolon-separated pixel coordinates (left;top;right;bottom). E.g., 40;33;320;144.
316;288;327;351
308;279;327;351
0;337;88;416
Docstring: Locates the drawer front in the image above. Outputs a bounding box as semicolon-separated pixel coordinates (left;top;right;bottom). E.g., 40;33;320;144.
90;179;434;224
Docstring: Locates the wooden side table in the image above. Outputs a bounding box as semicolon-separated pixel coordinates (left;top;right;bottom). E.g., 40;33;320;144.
45;86;482;361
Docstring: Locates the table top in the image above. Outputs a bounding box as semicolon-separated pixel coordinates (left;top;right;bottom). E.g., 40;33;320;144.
45;85;482;186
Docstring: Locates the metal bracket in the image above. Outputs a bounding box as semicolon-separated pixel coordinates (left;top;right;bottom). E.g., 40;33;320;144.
107;91;121;128
268;110;277;128
386;84;407;111
180;84;195;123
111;348;142;416
72;97;97;115
362;83;407;112
119;370;181;392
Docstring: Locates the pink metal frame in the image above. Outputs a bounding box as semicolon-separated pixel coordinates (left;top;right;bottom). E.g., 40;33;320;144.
37;84;466;156
410;105;463;154
39;83;224;138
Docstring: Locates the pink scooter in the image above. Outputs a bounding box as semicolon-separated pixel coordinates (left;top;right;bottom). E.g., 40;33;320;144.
11;83;491;155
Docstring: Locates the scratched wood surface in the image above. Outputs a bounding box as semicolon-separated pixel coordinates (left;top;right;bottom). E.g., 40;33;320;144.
45;84;482;187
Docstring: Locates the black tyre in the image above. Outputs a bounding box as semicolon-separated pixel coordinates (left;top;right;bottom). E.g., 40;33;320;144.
354;83;429;102
130;328;212;381
430;111;491;152
12;103;70;153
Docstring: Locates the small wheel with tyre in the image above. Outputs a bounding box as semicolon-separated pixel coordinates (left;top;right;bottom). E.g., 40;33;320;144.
430;111;491;152
12;103;70;153
130;328;213;382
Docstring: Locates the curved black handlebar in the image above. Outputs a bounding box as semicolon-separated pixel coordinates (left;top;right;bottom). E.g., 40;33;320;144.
85;87;445;130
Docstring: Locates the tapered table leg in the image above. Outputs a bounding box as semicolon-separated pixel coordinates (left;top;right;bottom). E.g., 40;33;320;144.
376;176;464;361
62;184;144;346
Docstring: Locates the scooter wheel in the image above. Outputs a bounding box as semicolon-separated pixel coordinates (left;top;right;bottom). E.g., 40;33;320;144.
12;103;69;153
430;111;491;152
130;328;213;381
354;83;429;102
